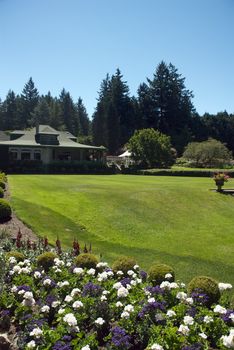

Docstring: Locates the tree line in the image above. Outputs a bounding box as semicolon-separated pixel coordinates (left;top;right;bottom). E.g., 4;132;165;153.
0;61;233;155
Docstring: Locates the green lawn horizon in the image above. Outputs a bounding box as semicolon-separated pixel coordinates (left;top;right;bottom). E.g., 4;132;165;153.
8;174;234;285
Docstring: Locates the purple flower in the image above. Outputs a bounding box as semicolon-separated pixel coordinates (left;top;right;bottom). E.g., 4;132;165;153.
120;277;131;287
139;270;147;281
46;294;57;306
17;285;31;293
111;326;132;349
52;341;72;350
222;309;234;325
190;289;210;306
138;300;166;319
82;282;102;297
145;285;164;295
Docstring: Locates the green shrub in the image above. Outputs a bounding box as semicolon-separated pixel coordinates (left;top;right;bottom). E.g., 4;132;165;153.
148;263;175;285
6;251;25;262
188;276;220;306
37;252;58;271
0;188;4;198
75;253;98;269
112;256;137;275
0;181;6;190
0;199;12;222
0;172;7;182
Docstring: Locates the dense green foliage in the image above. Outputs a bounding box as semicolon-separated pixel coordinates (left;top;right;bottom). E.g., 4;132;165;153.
0;181;6;190
0;199;11;221
112;256;137;275
148;263;175;285
75;253;99;269
8;175;234;285
188;276;221;306
0;187;4;198
128;128;174;168
1;64;234;156
183;139;232;168
37;252;58;271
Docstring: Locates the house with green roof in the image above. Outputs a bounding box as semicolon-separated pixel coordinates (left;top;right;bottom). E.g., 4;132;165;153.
0;125;106;171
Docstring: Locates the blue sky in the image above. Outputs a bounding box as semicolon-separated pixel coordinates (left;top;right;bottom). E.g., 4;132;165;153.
0;0;233;117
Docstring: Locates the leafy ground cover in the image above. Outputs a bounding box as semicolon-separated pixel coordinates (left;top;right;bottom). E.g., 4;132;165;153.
8;175;234;285
0;249;233;349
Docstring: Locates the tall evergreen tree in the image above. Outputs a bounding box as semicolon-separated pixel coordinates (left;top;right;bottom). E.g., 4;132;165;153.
77;97;90;136
30;97;51;126
146;61;195;153
1;91;19;130
59;89;77;134
21;77;39;128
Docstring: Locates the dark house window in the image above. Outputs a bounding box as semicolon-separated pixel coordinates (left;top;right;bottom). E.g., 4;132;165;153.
9;150;18;160
34;150;41;160
21;150;31;160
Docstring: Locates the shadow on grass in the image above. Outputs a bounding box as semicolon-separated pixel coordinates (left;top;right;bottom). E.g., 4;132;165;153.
11;198;234;285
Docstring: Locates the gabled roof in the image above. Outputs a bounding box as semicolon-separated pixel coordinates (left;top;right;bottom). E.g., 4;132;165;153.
0;131;10;141
0;125;105;150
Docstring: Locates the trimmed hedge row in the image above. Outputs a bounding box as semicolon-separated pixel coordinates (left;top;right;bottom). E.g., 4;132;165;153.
7;160;115;175
122;168;234;177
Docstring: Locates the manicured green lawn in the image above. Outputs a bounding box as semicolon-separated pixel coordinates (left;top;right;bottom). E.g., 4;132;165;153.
8;175;234;285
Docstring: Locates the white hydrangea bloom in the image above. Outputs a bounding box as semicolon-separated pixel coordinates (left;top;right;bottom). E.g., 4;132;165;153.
52;301;61;308
95;317;105;325
27;340;36;348
101;295;107;301
71;288;81;297
9;257;17;264
113;282;122;290
185;297;194;305
160;281;171;289
199;333;207;339
87;268;96;276
43;279;52;286
178;324;190;335
124;304;134;313
127;270;134;276
148;297;156;303
58;308;66;314
72;300;83;309
121;311;130;319
97;271;108;282
203;315;213;323
213;305;227;314
166;310;176;317
63;313;78;327
117;287;129;298
64;295;73;303
169;282;179;289
230;314;234;323
116;301;123;307
41;305;50;313
34;271;42;279
183;315;194;325
151;343;164;350
96;262;108;268
81;346;91;350
221;329;234;349
30;327;43;338
176;292;187;301
73;267;84;275
165;273;173;279
116;270;124;276
133;264;139;270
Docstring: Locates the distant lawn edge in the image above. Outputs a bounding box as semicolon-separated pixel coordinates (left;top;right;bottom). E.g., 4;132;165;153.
122;168;234;177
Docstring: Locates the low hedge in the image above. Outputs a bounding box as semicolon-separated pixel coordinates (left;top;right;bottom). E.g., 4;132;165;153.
122;168;234;177
0;199;12;222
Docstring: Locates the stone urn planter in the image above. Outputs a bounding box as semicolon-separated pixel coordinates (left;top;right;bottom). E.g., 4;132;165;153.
213;172;229;192
215;179;224;192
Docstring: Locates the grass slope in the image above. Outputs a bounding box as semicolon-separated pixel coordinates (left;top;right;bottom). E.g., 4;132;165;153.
8;175;234;285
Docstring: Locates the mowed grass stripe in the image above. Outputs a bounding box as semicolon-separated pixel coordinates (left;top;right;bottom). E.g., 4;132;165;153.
8;175;234;285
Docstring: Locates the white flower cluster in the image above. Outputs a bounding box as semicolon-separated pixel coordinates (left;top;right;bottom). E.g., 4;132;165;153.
63;313;78;327
10;259;32;275
22;291;36;307
221;329;234;348
218;282;233;292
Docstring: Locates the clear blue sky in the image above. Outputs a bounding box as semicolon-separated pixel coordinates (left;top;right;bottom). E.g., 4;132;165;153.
1;0;233;117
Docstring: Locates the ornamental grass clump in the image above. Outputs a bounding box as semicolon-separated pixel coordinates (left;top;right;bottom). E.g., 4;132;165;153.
188;276;220;306
37;252;58;271
75;253;98;269
112;256;137;276
0;199;12;222
148;263;175;285
6;251;25;262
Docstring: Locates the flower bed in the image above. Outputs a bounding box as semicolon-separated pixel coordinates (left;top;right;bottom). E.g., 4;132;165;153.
0;247;233;349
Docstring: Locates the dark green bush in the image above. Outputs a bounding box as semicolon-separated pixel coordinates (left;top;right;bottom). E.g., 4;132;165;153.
75;253;98;269
6;251;25;262
188;276;220;306
0;181;6;190
0;172;7;182
148;263;175;285
37;252;58;271
112;256;137;275
0;187;4;198
0;199;12;222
